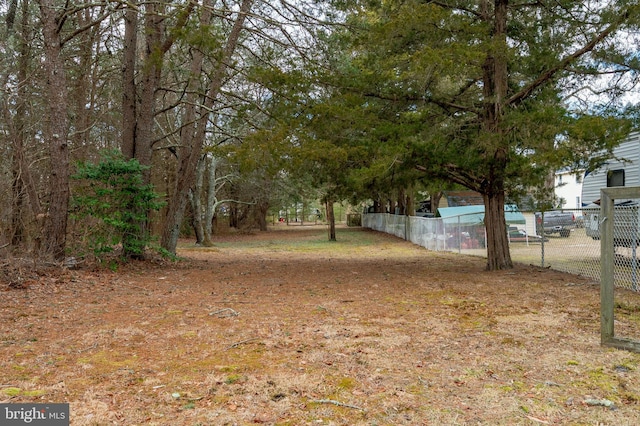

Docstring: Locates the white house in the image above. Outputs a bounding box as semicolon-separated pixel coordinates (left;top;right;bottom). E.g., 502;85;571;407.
555;168;584;209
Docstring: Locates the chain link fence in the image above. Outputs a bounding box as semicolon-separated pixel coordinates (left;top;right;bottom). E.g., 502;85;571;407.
363;206;640;291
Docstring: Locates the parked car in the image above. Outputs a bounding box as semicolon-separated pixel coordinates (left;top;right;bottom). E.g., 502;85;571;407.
534;211;576;237
584;202;640;247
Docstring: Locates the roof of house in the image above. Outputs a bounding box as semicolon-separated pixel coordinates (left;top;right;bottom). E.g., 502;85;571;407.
443;191;484;207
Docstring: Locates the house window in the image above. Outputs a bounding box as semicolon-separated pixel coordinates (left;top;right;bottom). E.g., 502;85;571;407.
607;169;625;187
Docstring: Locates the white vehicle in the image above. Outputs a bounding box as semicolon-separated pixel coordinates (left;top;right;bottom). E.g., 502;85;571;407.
581;131;640;245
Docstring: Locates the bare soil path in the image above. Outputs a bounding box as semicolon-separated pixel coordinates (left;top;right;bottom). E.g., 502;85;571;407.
2;225;640;425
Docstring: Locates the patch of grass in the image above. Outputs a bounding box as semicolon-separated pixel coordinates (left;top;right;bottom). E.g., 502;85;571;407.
1;387;46;397
224;374;243;384
614;362;635;372
586;367;618;393
77;350;139;369
500;380;526;393
621;391;640;404
569;366;622;398
615;301;640;313
314;305;329;315
501;337;523;346
22;389;46;397
218;365;240;373
2;387;22;397
186;227;405;255
337;377;357;390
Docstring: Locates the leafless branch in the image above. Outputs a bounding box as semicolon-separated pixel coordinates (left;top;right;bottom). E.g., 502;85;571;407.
209;307;239;317
310;399;365;411
226;337;259;349
61;4;120;46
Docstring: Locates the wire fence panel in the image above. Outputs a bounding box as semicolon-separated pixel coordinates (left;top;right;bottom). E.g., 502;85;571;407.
365;213;489;255
610;205;640;291
364;207;640;291
407;216;447;251
510;208;601;281
386;214;407;240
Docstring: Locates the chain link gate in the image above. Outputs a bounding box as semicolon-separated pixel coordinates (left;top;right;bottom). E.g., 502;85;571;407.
600;187;640;352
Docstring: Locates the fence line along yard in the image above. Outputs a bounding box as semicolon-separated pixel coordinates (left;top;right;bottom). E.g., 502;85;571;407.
362;207;640;291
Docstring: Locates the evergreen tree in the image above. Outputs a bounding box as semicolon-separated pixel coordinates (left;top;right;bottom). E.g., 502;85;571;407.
326;0;636;269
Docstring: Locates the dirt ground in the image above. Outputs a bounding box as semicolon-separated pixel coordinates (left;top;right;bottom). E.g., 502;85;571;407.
2;225;640;425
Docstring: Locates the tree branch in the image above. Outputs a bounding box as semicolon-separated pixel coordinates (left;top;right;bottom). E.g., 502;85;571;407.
507;10;630;107
415;162;483;192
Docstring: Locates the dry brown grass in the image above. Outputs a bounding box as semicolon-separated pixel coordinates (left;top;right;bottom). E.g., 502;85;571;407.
2;224;640;425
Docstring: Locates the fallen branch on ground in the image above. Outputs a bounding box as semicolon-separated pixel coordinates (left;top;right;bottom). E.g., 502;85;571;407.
210;308;239;318
525;415;550;424
226;337;258;350
310;399;364;411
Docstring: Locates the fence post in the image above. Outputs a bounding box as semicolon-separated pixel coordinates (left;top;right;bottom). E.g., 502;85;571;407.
443;219;447;251
633;207;638;292
405;215;410;241
601;190;615;344
540;211;545;268
457;216;461;254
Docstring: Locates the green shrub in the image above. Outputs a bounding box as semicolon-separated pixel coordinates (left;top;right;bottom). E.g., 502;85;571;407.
72;150;164;260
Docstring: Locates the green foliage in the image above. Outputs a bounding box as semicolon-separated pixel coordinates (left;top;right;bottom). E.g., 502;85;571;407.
256;0;637;269
153;245;179;262
72;150;165;260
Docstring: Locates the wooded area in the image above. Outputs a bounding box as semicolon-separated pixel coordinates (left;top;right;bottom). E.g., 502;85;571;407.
1;0;639;270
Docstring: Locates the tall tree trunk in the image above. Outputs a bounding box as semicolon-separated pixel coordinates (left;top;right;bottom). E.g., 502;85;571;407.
388;195;396;215
121;4;137;159
397;187;406;215
70;3;95;159
229;203;239;229
191;155;206;245
203;155;221;245
430;191;442;213
325;197;336;241
135;1;163;174
38;0;70;260
373;199;383;213
120;0;194;258
10;153;25;246
255;200;269;232
161;0;253;254
479;0;512;270
405;186;415;216
122;0;195;164
8;0;35;247
188;189;205;245
120;2;147;258
162;0;211;248
483;190;511;270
